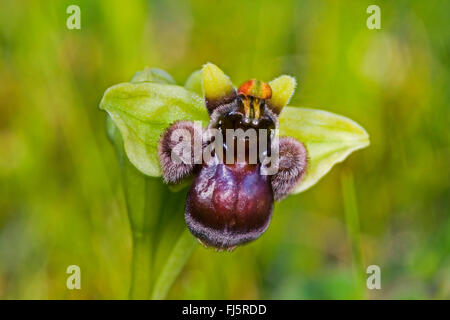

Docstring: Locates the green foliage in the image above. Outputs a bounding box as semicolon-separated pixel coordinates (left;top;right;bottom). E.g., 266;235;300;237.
0;0;448;300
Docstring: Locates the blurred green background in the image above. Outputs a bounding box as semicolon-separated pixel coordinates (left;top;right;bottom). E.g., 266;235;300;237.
0;0;448;299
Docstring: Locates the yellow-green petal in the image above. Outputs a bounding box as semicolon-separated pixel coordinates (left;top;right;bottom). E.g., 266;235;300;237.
202;62;236;112
267;75;297;114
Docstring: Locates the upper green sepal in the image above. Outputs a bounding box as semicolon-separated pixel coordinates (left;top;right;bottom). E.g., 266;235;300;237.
131;67;176;84
267;75;296;114
184;69;203;97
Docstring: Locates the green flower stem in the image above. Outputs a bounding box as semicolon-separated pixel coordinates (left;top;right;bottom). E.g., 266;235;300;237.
117;140;196;299
123;159;168;299
112;127;196;299
129;232;153;299
151;229;198;299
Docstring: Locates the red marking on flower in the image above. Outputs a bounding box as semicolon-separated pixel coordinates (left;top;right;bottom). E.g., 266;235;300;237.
238;79;272;100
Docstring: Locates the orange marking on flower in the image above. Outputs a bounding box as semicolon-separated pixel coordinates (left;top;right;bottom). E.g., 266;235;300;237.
238;79;272;100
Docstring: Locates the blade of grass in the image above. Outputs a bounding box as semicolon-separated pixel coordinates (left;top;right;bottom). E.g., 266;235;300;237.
125;167;168;299
341;171;366;299
151;229;198;299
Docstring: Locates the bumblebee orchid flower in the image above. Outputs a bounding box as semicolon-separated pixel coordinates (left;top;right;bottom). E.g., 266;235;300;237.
100;63;369;252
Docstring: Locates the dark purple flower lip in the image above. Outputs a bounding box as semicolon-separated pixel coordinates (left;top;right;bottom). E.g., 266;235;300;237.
185;162;274;250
